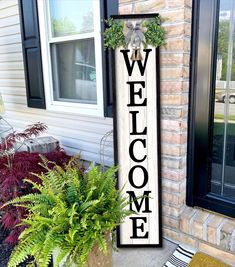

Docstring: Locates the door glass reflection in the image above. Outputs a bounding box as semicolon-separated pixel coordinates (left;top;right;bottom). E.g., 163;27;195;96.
212;0;235;200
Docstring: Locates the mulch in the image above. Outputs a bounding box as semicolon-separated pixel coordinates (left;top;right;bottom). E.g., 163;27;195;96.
0;226;14;267
0;226;31;267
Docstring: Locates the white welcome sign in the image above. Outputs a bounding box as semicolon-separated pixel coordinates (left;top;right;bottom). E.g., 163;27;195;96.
112;15;162;247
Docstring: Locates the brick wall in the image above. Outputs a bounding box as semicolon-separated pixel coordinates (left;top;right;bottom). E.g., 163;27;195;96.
118;0;235;265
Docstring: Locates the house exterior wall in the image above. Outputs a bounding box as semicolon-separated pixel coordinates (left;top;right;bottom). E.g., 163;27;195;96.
118;0;235;265
0;0;234;265
0;0;113;165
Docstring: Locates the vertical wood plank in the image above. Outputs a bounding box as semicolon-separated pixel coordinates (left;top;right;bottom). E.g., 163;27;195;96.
113;15;162;247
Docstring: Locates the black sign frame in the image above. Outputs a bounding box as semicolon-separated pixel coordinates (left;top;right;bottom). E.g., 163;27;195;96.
111;14;162;248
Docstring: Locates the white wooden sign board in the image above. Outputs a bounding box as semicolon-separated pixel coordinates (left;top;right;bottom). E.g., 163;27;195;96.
112;14;162;247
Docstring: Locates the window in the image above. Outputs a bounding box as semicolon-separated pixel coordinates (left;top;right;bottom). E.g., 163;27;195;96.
37;0;104;116
187;0;235;218
18;0;117;117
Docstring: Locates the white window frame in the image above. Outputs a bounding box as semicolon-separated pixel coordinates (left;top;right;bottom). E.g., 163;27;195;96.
37;0;104;117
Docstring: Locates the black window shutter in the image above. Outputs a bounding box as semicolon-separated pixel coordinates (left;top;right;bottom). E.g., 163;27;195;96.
18;0;46;109
101;0;119;117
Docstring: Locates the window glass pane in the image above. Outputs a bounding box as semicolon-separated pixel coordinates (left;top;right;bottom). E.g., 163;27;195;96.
49;0;94;37
51;38;97;104
212;0;235;200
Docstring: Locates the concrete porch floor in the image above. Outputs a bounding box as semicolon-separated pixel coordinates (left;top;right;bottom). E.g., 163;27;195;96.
112;238;177;267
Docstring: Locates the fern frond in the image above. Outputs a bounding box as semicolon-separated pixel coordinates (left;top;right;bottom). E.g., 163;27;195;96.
97;234;108;253
40;232;63;267
54;247;71;267
66;180;80;205
75;239;94;267
38;155;56;172
8;244;31;267
2;193;55;210
23;178;44;192
78;199;100;214
8;230;45;267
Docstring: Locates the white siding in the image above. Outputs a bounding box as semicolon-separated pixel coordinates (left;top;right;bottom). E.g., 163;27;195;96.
0;1;114;165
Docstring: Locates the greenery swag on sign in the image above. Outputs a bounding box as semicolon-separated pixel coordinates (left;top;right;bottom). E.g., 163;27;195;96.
105;14;164;247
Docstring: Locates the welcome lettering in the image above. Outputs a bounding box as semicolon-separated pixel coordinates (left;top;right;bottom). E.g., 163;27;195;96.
121;49;153;239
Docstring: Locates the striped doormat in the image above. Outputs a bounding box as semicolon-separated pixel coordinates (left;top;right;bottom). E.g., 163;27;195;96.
163;245;196;267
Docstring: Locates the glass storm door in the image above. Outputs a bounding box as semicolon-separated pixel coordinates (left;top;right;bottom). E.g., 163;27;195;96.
211;0;235;200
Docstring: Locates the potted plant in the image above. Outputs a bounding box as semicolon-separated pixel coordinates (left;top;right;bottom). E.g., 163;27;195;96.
3;156;130;267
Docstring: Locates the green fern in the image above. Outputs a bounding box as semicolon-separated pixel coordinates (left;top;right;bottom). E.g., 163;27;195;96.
4;157;131;267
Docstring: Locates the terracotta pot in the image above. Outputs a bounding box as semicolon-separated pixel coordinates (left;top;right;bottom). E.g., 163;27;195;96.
85;239;112;267
53;235;112;267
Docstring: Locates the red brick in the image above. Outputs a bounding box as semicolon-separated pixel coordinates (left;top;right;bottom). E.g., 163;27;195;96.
180;206;196;234
162;156;186;169
161;9;185;23
161;81;186;93
193;210;210;240
119;4;133;14
163;203;183;217
163;227;198;247
161;107;188;119
222;221;235;235
162;168;186;181
183;53;190;65
163;215;180;229
161;53;184;66
162;178;186;193
183;81;190;91
161;119;187;132
161;132;187;144
161;94;188;105
163;38;185;51
161;66;189;79
167;0;192;8
164;23;186;37
162;191;185;206
134;0;165;13
185;7;192;21
207;215;225;245
162;144;186;156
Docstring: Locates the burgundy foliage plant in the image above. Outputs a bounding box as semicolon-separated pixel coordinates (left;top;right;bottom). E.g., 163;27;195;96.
0;123;71;244
0;122;48;151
